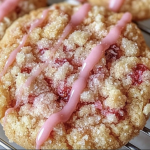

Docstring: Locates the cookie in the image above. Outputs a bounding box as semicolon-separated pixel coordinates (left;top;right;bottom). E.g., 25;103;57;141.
82;0;150;20
0;2;150;149
0;0;47;40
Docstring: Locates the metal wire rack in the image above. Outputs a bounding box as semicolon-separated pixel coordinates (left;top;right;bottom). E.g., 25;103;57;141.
0;138;16;150
0;20;150;150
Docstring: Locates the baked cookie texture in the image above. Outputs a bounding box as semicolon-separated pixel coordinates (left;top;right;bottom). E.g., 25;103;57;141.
0;3;150;149
0;0;47;40
87;0;150;20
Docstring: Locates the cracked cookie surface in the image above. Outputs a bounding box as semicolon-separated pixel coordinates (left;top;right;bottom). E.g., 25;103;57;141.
0;3;150;149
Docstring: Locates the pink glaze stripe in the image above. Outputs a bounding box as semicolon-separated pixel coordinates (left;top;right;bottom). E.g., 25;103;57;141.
0;35;28;79
0;0;20;22
29;10;49;33
36;12;132;149
16;3;91;107
3;108;15;125
51;3;91;54
109;0;126;12
16;63;48;107
0;9;49;80
3;9;49;124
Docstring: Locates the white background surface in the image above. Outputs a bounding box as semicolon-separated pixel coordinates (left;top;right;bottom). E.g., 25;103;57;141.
0;0;150;149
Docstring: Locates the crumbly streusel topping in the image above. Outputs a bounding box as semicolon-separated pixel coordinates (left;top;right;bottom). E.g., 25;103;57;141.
0;3;150;149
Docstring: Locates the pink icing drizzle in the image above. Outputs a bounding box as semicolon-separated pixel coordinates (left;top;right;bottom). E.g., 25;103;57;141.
109;0;126;12
0;0;20;22
3;9;49;124
36;12;132;149
51;3;91;54
0;9;49;80
15;63;48;107
77;0;125;12
0;35;28;79
16;3;91;107
3;107;14;125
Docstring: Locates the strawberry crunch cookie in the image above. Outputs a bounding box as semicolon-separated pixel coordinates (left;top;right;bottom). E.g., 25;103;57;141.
81;0;150;20
0;0;47;40
0;2;150;149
